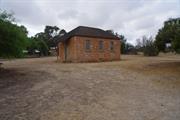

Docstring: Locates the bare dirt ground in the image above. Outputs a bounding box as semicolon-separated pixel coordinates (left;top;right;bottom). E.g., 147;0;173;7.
0;54;180;120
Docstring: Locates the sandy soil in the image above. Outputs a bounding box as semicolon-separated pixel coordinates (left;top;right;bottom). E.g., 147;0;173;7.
0;54;180;120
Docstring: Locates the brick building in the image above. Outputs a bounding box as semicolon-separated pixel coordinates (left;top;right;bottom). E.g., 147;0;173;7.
57;26;121;62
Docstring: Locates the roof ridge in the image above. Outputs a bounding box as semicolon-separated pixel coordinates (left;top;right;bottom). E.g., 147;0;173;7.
58;26;120;43
78;26;104;31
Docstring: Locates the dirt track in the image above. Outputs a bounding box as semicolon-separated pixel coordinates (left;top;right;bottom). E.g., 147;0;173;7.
0;55;180;120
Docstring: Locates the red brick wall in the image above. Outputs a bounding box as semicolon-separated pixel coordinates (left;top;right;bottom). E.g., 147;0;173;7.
58;37;76;62
58;42;64;62
58;36;121;62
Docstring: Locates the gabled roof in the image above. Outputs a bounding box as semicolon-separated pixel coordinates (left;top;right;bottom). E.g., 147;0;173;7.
58;26;120;42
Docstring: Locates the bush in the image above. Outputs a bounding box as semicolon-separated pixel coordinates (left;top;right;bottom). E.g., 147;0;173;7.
27;37;49;56
143;44;159;56
143;37;159;56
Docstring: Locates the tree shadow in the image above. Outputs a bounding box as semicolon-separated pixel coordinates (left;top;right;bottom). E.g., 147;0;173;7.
0;68;26;89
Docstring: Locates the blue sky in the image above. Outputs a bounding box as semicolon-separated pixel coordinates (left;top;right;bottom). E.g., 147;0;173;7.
1;0;180;44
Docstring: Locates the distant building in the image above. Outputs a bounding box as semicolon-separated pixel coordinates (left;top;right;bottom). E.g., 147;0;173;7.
57;26;121;62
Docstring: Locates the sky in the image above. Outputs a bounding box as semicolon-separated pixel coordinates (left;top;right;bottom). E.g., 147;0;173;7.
0;0;180;44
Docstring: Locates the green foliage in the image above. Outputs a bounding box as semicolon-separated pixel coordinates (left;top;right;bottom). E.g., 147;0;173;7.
116;34;137;54
121;42;125;53
0;10;67;58
59;29;66;36
171;27;180;53
106;30;133;54
119;35;126;54
33;26;66;49
155;18;180;53
0;13;28;58
27;37;49;56
0;10;15;22
124;43;137;55
136;36;159;56
44;26;60;48
20;25;28;35
37;39;49;56
27;26;66;56
155;25;174;52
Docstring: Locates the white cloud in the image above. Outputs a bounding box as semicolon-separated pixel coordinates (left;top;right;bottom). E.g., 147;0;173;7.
1;0;180;44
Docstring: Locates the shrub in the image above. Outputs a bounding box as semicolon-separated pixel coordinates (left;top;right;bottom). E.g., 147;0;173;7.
143;36;159;56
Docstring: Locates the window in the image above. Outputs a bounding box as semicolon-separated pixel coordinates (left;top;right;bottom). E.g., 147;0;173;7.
99;40;104;50
85;40;91;50
110;41;114;51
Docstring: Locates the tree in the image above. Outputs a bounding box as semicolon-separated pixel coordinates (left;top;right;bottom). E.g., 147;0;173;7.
20;25;28;35
119;35;127;54
28;26;67;56
0;10;15;22
53;29;67;46
172;28;180;53
27;37;38;55
155;18;180;53
27;37;49;56
44;26;60;38
34;32;49;56
106;30;131;54
139;36;159;56
35;32;46;42
0;10;28;58
135;38;143;52
106;29;115;35
59;29;67;36
155;25;173;52
44;25;60;48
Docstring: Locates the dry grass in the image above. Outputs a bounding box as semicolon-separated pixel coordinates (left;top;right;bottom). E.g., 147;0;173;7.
111;55;180;75
0;54;180;120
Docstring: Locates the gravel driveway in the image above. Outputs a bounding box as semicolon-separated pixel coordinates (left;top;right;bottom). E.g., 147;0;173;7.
0;55;180;120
